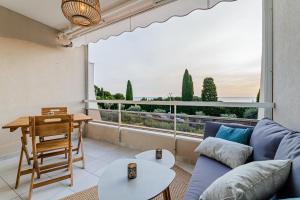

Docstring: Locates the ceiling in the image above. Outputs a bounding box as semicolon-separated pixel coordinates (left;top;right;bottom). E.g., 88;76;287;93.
0;0;129;31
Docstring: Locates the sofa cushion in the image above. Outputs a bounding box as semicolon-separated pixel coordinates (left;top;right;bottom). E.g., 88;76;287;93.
200;160;292;200
275;133;300;198
250;118;291;161
194;137;253;168
184;155;231;200
204;121;254;139
216;125;253;145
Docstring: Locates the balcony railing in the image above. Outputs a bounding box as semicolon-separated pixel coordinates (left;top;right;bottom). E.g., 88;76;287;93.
84;100;274;138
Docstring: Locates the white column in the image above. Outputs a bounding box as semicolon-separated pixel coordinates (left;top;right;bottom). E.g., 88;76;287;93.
87;62;98;109
259;0;273;119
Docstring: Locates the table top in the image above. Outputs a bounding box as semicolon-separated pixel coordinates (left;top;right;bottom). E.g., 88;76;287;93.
135;149;175;169
98;159;175;200
2;113;92;130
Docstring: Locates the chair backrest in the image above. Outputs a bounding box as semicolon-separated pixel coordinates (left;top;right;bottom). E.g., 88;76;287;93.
29;115;73;138
41;107;68;116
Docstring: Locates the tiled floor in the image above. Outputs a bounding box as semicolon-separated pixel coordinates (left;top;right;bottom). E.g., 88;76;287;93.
0;138;194;200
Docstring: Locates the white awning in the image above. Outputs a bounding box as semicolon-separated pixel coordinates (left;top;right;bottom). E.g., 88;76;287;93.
63;0;236;47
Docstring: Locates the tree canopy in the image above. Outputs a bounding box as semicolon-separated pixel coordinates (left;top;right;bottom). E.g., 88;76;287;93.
182;69;194;101
126;80;133;100
201;77;218;101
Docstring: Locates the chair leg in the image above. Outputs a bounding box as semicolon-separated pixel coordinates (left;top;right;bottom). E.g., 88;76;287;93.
79;130;85;169
65;148;67;159
15;148;24;189
68;147;73;187
76;131;81;155
28;167;35;200
33;156;41;179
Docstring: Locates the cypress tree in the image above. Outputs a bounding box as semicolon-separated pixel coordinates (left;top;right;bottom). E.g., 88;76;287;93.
182;69;194;101
256;89;260;102
201;77;218;116
126;80;133;100
201;77;218;101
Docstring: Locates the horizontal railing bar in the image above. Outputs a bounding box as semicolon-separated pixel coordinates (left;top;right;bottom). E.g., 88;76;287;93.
84;99;274;108
90;120;203;138
89;108;258;122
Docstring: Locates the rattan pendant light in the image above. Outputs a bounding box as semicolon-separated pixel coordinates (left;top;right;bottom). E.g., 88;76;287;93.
61;0;101;27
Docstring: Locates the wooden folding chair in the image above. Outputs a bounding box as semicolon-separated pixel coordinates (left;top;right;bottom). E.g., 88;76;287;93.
28;115;73;200
41;107;85;168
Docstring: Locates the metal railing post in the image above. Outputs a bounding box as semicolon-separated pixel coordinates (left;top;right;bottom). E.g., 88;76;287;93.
118;103;121;143
173;104;177;153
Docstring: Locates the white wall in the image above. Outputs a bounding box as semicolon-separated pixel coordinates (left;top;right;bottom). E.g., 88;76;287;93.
273;0;300;131
0;6;87;157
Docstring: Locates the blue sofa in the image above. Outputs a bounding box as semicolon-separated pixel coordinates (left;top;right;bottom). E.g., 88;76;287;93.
184;119;300;200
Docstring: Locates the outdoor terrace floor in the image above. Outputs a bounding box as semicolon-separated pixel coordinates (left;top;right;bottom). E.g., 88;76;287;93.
0;138;194;200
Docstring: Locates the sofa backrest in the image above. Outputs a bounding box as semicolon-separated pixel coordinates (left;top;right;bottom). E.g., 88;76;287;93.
203;121;254;139
274;132;300;198
250;118;291;161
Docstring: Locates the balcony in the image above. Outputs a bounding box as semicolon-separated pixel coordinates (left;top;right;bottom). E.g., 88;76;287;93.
1;0;300;199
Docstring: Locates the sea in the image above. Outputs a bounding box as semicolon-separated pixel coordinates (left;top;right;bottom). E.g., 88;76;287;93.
134;97;256;103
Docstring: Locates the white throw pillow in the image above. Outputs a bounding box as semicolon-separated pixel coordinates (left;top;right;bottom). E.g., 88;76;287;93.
200;160;292;200
194;137;253;168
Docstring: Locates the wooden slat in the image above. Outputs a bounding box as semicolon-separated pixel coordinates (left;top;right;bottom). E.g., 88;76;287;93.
36;139;69;152
73;156;83;162
35;123;70;137
33;174;71;189
41;107;68;116
40;165;69;174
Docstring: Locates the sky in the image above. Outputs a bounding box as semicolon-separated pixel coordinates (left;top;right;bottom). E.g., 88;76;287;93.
89;0;262;98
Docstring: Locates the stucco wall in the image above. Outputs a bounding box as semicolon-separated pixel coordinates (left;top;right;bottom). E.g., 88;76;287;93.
273;0;300;131
0;6;87;157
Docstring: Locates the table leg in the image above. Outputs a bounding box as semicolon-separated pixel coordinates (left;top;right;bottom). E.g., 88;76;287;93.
78;122;85;169
15;145;24;189
21;128;31;165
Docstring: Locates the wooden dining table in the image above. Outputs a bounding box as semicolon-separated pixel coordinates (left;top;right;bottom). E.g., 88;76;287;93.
2;113;92;188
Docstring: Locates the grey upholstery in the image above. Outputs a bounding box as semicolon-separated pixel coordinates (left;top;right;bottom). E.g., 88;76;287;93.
250;118;291;161
275;133;300;198
184;156;231;200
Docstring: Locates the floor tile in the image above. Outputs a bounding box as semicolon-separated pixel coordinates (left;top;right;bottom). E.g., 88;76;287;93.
0;178;19;200
51;188;74;199
0;138;195;199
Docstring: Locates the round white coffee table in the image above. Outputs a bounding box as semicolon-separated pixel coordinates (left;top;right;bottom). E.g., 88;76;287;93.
98;159;175;200
135;149;175;168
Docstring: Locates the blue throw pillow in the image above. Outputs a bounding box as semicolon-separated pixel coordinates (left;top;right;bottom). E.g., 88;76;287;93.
216;125;253;145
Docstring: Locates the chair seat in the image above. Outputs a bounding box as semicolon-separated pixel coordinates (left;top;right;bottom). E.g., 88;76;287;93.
37;139;69;153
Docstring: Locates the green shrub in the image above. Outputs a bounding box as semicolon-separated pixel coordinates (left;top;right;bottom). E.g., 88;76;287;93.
144;119;173;130
126;105;142;112
122;112;143;124
220;114;237;118
153;109;166;113
243;108;258;119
